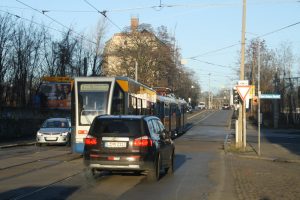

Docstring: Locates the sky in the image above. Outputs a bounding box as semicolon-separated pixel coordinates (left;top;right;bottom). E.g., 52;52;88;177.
1;0;300;93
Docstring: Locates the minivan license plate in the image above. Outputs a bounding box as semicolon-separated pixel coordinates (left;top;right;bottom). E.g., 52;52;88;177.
105;142;126;148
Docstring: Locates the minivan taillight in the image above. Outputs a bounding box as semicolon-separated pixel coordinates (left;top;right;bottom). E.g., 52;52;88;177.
84;135;97;145
133;136;153;147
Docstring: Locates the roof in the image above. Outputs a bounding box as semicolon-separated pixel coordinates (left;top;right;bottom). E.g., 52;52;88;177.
95;115;157;120
45;118;69;121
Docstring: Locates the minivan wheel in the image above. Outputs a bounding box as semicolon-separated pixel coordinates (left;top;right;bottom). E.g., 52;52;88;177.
84;168;98;180
147;154;161;181
165;152;174;175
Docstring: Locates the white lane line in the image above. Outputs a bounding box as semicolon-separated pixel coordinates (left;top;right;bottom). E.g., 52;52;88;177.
194;111;216;124
188;111;209;120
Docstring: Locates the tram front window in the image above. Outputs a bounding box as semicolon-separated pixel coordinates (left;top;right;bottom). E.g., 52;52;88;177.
78;83;110;125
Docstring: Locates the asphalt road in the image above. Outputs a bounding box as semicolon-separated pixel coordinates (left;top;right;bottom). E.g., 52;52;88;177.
0;110;235;200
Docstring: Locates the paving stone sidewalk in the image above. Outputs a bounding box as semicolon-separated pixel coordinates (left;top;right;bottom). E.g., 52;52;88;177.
225;124;300;200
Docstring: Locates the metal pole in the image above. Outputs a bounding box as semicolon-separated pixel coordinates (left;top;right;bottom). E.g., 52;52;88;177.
239;0;247;149
135;61;138;81
257;40;261;156
208;73;211;109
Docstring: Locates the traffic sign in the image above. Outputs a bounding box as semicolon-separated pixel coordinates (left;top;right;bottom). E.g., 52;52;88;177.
236;85;251;101
260;94;281;99
238;80;249;86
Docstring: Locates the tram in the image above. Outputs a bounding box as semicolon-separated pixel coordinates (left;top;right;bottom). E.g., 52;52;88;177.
154;88;188;138
71;76;188;153
71;76;156;153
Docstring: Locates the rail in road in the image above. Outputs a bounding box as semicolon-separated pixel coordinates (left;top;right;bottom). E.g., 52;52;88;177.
9;170;83;200
0;147;80;182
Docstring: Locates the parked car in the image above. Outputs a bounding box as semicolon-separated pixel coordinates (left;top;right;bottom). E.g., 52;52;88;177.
36;118;71;146
83;115;175;181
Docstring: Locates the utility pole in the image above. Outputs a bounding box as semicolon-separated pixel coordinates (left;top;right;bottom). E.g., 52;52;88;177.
135;60;138;81
208;73;211;109
238;0;247;149
257;40;261;156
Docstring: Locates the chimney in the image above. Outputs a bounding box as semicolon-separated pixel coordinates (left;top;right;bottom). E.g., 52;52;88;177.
131;17;139;32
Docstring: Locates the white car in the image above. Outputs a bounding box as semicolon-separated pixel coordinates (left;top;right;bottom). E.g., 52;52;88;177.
36;118;71;146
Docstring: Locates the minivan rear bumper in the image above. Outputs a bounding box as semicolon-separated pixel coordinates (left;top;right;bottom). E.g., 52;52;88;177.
84;158;154;172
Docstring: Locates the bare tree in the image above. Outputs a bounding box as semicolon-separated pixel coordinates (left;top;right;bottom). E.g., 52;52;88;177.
8;20;43;106
0;14;15;105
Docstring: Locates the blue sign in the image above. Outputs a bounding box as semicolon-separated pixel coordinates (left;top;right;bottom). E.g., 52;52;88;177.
260;94;281;99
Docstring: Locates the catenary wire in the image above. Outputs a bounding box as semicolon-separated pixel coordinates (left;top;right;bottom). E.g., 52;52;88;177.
84;0;123;32
16;0;97;45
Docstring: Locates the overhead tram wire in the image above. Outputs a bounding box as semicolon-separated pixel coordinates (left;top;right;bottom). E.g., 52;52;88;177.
16;0;97;45
0;10;68;35
186;18;300;60
190;58;237;70
84;0;122;32
258;21;300;38
187;43;240;60
2;0;296;14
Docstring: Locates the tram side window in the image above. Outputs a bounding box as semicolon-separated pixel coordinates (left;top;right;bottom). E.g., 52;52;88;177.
137;98;142;115
164;104;169;117
111;83;125;115
129;95;137;115
145;101;154;115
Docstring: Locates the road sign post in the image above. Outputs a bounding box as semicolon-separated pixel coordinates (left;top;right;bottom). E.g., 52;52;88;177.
236;83;250;150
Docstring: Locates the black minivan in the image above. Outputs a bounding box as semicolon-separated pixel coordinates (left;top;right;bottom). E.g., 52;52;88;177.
83;115;175;181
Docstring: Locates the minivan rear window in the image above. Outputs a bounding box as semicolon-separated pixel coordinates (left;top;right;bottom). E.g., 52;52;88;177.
90;118;142;137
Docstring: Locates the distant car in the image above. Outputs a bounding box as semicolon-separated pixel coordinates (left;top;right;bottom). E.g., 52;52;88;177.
187;105;193;113
83;115;175;181
198;102;206;109
36;118;71;146
222;103;230;110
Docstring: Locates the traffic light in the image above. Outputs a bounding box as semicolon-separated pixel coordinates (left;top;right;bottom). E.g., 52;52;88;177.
253;96;258;105
233;88;240;104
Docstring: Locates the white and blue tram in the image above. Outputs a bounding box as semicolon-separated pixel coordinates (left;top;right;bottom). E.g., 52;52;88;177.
71;76;156;153
71;76;188;153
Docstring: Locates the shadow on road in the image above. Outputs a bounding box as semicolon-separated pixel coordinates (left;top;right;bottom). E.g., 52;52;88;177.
262;128;300;157
174;154;189;172
0;186;79;200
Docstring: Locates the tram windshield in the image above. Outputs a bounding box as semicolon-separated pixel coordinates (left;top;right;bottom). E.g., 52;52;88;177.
78;82;110;125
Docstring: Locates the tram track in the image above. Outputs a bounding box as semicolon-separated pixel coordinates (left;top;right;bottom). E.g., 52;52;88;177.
0;152;81;182
0;151;79;171
0;144;70;160
10;170;83;200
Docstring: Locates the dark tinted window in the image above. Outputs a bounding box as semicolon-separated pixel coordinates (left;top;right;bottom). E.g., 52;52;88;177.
147;119;159;140
111;83;125;115
90;118;141;137
157;120;165;131
151;119;160;134
42;119;69;128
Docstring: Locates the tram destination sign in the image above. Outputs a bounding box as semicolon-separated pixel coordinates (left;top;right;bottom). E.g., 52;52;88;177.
260;94;281;99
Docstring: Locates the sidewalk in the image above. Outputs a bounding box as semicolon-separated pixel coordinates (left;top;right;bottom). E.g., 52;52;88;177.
225;123;300;200
226;123;300;163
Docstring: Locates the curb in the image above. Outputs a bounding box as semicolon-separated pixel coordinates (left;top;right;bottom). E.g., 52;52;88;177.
234;154;300;164
0;142;36;149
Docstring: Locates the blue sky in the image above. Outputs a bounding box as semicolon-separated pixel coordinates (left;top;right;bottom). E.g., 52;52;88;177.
1;0;300;92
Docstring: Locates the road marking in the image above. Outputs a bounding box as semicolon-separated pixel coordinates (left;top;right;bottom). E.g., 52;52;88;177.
194;112;216;124
187;112;202;120
188;110;210;120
